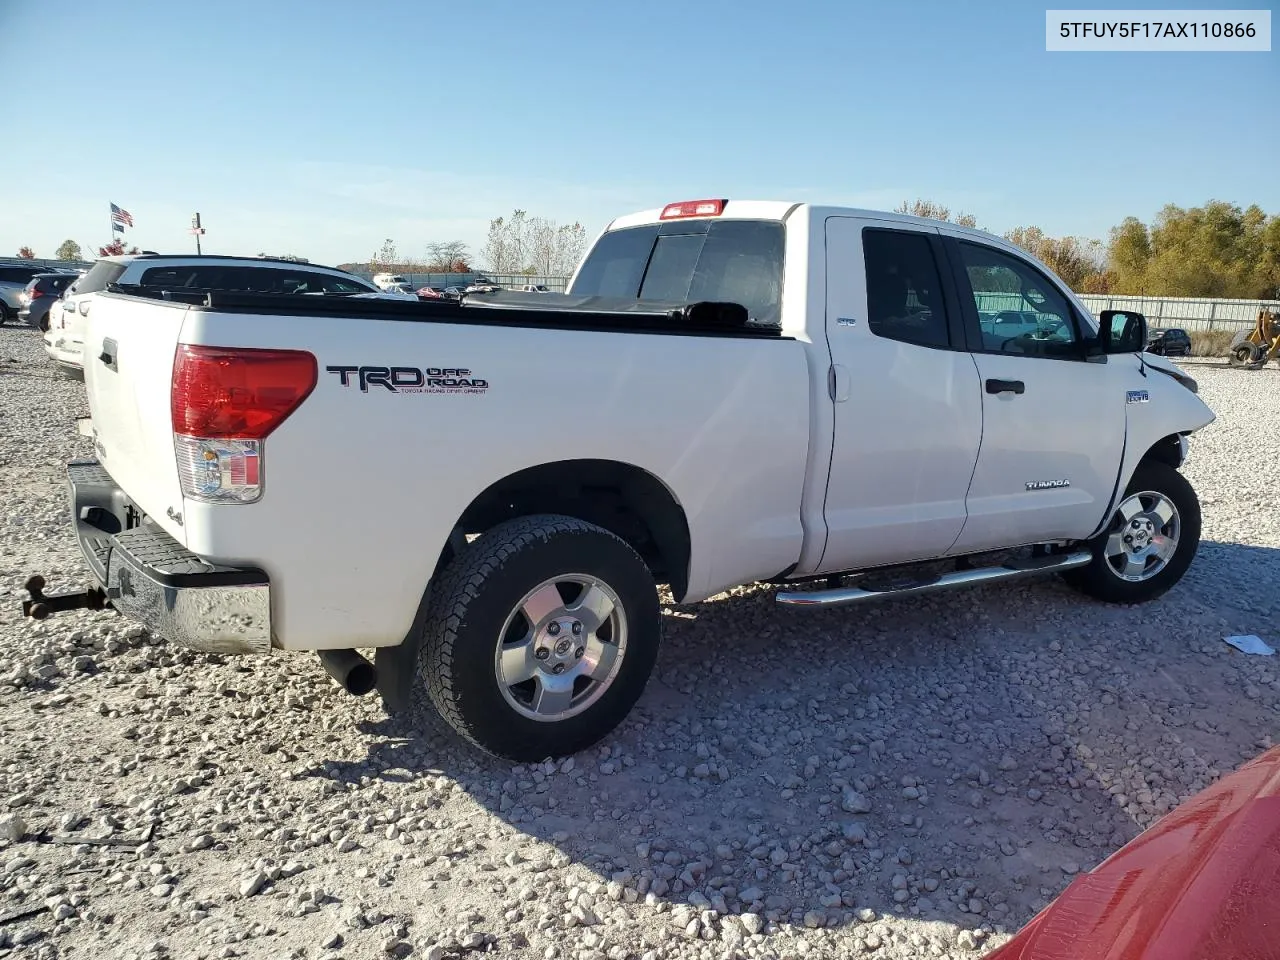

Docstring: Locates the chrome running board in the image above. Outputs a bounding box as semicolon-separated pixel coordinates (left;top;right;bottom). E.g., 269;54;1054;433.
774;550;1092;608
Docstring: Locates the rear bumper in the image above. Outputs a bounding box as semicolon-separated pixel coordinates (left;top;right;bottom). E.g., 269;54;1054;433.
67;460;273;655
54;359;84;381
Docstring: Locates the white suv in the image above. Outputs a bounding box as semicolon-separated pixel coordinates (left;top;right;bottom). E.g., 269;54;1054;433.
44;255;388;380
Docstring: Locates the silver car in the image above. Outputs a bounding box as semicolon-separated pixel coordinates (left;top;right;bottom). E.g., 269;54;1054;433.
0;264;56;325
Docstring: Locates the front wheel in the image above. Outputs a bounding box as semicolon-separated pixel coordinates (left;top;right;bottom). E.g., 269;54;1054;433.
413;514;661;761
1062;460;1201;604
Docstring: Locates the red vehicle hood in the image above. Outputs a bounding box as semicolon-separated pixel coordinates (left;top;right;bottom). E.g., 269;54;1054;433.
985;745;1280;960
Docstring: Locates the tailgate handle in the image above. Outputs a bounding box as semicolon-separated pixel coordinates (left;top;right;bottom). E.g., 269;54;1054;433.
99;338;118;372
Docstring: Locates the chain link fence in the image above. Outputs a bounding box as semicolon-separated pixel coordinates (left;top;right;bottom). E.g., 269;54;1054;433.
1076;294;1277;332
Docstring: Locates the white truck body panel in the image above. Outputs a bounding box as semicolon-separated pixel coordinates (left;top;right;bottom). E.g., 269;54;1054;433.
81;295;188;536
74;199;1217;660
818;215;983;570
90;304;812;649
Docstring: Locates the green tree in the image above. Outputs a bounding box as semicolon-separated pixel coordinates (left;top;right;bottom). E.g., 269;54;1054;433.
1105;201;1279;298
55;239;83;261
1106;217;1152;293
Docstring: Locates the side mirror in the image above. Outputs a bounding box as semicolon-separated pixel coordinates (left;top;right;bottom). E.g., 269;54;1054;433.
1099;309;1147;354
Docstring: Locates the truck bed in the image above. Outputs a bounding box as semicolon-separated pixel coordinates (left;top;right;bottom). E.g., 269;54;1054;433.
108;284;791;338
81;286;817;651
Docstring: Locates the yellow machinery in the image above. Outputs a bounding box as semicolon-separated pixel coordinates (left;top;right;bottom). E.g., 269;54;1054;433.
1228;309;1280;369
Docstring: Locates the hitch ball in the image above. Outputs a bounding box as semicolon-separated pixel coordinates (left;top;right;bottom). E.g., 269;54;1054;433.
24;576;50;619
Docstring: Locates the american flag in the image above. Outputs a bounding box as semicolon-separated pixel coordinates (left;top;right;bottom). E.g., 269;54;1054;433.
110;203;134;228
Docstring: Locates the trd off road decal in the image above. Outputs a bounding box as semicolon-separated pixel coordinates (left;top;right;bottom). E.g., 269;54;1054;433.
326;365;489;395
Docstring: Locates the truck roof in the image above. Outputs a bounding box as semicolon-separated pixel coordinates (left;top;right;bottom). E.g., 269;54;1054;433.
606;199;1010;247
96;253;346;271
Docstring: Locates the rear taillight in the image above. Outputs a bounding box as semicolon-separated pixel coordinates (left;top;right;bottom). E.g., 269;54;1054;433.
171;345;317;503
30;289;45;300
660;198;727;219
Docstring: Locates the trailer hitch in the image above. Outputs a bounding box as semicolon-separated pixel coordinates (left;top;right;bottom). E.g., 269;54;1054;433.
21;575;112;620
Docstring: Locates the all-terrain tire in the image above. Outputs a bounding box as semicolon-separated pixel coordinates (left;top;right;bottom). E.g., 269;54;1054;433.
1062;460;1201;604
412;514;661;761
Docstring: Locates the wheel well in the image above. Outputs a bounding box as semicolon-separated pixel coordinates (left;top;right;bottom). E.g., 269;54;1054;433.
1139;434;1185;470
448;460;691;599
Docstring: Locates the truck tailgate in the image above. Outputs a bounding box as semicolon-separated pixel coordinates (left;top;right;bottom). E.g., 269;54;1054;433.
82;293;189;545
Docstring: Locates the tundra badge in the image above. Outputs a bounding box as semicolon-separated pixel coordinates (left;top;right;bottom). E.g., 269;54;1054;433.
1026;479;1070;490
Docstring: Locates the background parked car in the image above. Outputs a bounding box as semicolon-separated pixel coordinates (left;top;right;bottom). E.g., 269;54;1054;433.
44;254;395;380
464;276;501;294
416;285;446;299
442;286;467;300
0;263;58;325
371;273;417;297
1146;326;1192;357
17;272;79;330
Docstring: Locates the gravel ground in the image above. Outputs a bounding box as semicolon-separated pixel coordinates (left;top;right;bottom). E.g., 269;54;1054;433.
1;324;1277;960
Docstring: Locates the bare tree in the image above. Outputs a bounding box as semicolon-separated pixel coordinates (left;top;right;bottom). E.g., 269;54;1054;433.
482;210;586;275
372;238;398;273
895;199;980;229
551;222;587;276
425;241;471;272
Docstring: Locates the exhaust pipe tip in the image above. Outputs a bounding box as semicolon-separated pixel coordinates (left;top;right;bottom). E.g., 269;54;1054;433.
317;649;377;696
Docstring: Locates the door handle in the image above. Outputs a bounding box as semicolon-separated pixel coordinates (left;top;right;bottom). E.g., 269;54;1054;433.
829;363;851;403
985;378;1024;395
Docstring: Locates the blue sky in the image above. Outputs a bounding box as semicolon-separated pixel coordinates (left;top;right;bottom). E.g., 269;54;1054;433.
2;0;1276;267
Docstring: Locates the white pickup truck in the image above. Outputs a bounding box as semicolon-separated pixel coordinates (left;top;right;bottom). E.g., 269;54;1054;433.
26;199;1214;761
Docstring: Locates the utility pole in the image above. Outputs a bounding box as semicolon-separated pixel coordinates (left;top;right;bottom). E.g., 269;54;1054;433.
190;212;205;254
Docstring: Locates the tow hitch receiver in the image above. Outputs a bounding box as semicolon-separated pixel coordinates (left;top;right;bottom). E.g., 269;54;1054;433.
21;575;112;620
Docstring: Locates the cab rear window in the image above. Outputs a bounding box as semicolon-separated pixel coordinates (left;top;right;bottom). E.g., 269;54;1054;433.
570;219;785;328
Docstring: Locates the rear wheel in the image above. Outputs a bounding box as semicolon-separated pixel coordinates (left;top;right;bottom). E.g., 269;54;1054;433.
1062;461;1200;604
0;303;10;326
412;514;661;761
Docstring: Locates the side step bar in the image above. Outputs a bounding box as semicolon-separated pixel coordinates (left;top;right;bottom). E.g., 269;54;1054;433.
775;550;1092;609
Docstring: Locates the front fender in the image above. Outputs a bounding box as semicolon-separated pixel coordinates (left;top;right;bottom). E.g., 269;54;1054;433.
1087;359;1215;539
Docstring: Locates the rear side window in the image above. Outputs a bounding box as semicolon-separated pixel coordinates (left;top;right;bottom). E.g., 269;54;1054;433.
862;229;951;349
0;266;42;283
571;219;786;327
136;265;371;294
75;260;128;294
